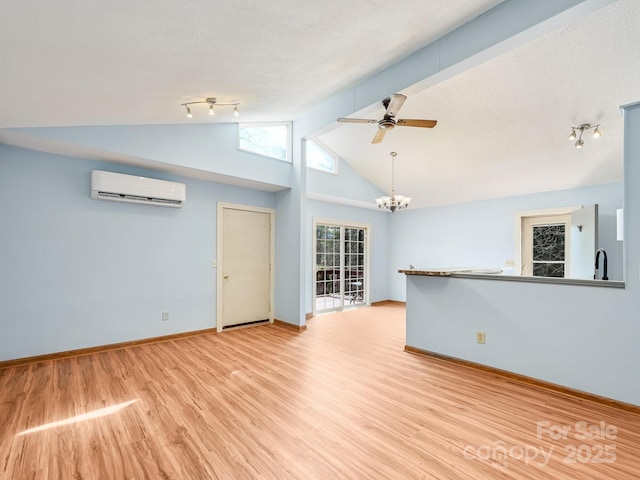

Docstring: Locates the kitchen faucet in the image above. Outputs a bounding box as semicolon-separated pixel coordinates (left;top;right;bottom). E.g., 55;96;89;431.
594;248;608;281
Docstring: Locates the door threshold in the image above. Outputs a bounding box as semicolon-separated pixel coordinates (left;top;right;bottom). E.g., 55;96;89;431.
222;319;269;331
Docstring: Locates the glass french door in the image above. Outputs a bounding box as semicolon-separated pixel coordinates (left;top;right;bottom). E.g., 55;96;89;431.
314;222;368;313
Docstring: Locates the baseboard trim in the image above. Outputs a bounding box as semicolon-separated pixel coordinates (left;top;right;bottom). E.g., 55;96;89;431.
0;328;219;370
305;312;313;320
404;345;640;415
274;319;307;332
371;300;406;306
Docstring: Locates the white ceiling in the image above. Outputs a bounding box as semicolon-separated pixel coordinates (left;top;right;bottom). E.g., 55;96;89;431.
0;0;503;128
1;0;637;208
319;0;640;207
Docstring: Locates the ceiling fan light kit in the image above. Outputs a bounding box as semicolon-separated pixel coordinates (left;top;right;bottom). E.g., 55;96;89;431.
376;152;411;213
569;123;601;148
181;97;240;118
337;93;437;143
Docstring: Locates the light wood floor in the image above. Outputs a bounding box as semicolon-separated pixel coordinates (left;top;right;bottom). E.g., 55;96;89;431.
1;304;639;479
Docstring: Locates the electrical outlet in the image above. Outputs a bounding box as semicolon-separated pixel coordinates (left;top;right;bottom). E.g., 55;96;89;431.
476;331;486;344
162;311;169;321
212;260;217;268
505;259;515;266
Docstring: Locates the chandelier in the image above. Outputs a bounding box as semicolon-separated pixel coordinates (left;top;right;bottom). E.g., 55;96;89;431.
375;152;411;212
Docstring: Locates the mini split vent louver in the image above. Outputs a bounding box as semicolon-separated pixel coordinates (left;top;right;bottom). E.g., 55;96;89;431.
90;170;186;208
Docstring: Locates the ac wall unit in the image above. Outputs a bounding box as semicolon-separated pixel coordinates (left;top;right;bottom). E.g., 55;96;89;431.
91;170;186;208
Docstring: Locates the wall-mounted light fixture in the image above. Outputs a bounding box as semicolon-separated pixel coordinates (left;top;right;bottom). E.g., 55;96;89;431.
181;97;240;118
568;123;601;148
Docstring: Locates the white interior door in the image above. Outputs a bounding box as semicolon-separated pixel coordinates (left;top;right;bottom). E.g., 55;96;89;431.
218;205;273;330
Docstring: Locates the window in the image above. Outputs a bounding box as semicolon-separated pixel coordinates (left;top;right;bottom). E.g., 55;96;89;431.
521;214;571;278
238;123;291;162
306;140;337;174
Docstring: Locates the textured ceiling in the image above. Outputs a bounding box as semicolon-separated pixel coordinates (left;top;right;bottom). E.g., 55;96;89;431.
319;0;639;207
0;0;503;128
1;0;636;209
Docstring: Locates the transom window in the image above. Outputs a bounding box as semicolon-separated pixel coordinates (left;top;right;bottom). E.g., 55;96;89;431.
306;140;337;174
238;123;291;162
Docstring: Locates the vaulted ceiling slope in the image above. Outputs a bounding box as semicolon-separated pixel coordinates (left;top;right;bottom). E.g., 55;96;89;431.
2;1;636;209
0;0;503;128
319;0;639;207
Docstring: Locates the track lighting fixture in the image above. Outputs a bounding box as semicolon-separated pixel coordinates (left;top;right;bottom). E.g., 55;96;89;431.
568;124;601;148
375;152;411;213
181;97;240;118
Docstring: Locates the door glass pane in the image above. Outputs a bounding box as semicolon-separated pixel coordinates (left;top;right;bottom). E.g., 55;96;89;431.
533;263;565;277
532;224;566;278
533;224;565;261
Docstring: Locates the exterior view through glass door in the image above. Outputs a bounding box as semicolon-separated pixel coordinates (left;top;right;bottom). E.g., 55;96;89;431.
315;222;368;313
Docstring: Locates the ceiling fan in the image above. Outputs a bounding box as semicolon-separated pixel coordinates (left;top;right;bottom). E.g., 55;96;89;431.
337;93;437;144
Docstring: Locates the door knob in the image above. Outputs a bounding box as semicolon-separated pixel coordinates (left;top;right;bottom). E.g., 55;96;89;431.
223;274;229;279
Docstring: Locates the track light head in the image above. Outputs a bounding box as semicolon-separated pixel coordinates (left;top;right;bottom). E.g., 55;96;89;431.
209;104;215;116
593;126;601;138
186;106;192;118
568;128;576;141
234;105;240;117
575;138;584;148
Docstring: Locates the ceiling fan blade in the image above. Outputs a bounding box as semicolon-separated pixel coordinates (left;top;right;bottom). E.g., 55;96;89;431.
371;128;387;144
397;119;438;128
337;118;377;124
385;94;407;117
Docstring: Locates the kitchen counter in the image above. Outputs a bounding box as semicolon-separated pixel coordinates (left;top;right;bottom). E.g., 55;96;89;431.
398;267;503;276
398;267;624;288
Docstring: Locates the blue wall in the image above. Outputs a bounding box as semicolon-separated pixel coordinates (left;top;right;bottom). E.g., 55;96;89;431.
390;182;623;301
1;0;634;407
0;145;275;361
305;155;390;313
10;124;292;190
307;157;385;203
305;200;390;313
403;102;640;406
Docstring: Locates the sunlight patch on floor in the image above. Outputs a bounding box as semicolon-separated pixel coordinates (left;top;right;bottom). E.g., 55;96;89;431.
16;399;139;436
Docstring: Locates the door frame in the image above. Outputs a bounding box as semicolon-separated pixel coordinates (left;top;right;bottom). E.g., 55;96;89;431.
312;218;371;317
217;202;275;332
